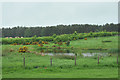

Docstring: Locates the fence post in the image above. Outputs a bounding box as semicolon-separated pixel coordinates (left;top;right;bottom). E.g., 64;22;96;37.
75;56;76;66
50;56;52;66
98;56;99;64
117;56;118;64
23;56;25;68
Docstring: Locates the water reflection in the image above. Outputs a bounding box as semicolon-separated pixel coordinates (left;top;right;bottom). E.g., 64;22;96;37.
44;53;75;56
42;53;110;57
38;48;116;57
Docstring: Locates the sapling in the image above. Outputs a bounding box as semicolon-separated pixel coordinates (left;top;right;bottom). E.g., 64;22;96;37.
66;40;70;46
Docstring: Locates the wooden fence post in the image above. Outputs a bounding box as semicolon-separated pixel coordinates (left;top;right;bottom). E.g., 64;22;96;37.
117;56;118;64
23;56;25;68
75;56;76;66
98;56;99;64
50;56;52;66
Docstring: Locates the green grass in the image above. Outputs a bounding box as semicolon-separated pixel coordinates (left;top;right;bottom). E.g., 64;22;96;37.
3;68;118;78
2;53;118;78
2;36;119;78
35;35;118;53
70;36;118;53
70;36;118;49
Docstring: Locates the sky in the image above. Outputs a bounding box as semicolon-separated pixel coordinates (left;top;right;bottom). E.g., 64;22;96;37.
1;2;118;28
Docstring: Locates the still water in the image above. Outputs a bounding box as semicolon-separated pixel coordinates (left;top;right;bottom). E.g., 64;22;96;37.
42;53;108;57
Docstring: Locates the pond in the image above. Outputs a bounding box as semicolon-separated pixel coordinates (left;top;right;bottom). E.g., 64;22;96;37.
42;53;109;57
38;48;116;57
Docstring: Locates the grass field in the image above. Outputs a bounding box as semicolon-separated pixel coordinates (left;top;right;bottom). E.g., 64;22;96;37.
2;36;119;78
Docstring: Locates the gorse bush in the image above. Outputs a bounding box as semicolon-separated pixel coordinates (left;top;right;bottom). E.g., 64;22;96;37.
19;46;28;53
2;31;118;44
36;36;53;42
32;35;37;42
52;34;57;38
74;31;77;35
54;34;70;42
2;36;53;44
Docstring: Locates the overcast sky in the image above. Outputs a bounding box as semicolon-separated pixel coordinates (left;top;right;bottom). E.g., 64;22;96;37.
1;2;118;28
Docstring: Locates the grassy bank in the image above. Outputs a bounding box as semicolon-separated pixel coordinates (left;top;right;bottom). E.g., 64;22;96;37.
2;35;119;78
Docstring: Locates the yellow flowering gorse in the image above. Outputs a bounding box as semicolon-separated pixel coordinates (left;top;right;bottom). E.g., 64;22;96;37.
19;46;28;53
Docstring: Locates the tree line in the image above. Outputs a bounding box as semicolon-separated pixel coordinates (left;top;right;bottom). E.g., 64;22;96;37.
2;23;118;37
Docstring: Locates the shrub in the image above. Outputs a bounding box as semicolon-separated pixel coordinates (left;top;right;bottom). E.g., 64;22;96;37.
2;31;118;44
19;46;28;53
74;31;77;35
52;34;57;38
54;34;69;42
84;38;87;40
38;44;44;47
32;35;37;42
66;40;70;46
37;36;53;42
2;38;13;44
